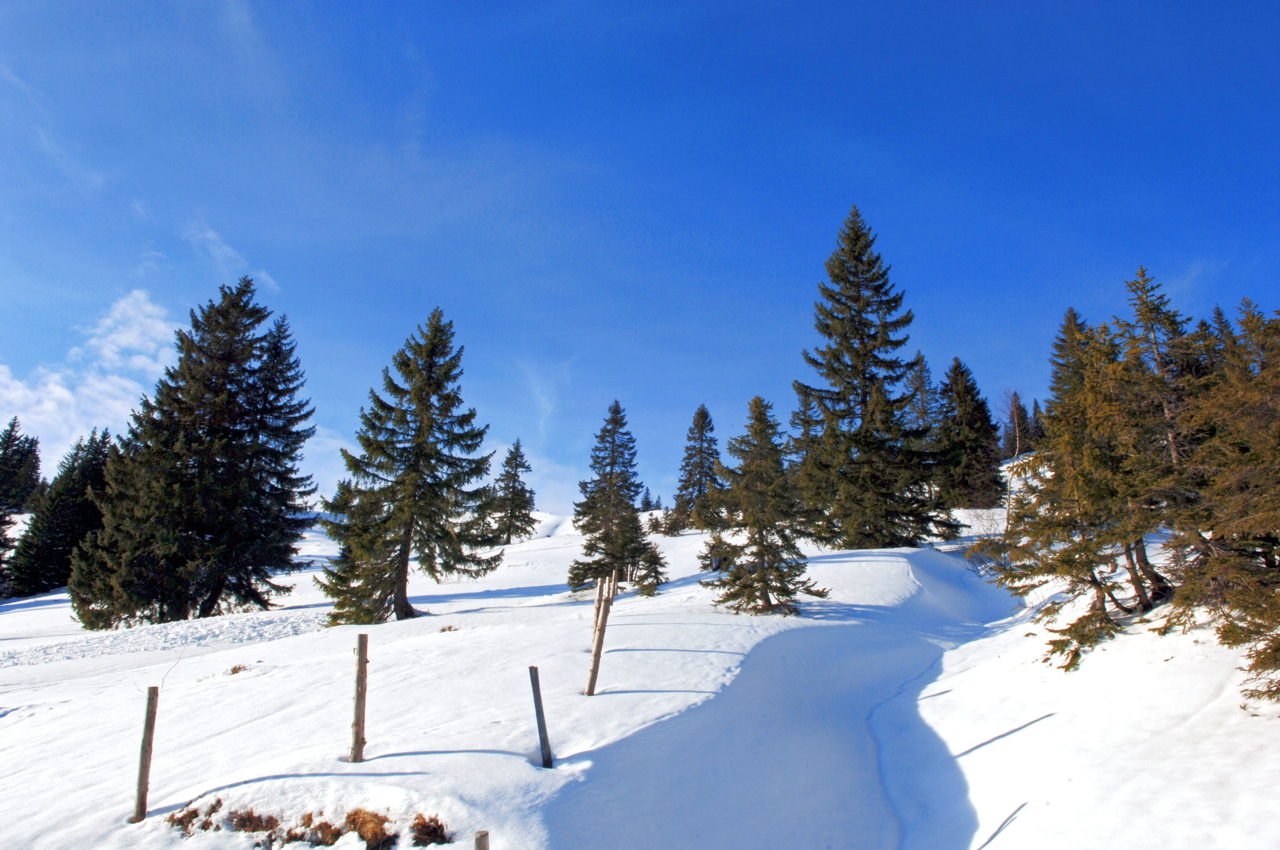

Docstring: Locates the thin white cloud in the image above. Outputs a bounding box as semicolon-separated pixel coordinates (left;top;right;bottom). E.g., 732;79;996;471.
0;291;177;473
183;218;281;291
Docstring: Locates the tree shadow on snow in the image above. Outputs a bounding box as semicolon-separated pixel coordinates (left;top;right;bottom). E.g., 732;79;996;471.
541;623;981;850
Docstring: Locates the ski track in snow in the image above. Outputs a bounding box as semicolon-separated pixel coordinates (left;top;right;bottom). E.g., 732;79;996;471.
0;609;326;667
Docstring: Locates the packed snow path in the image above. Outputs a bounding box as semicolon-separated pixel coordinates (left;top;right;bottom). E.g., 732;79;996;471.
544;549;1013;850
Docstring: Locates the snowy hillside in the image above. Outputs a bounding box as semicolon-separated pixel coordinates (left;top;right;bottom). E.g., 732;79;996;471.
1;514;1278;849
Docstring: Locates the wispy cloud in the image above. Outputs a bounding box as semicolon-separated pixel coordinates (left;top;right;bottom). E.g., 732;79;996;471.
1;63;105;192
0;291;177;472
182;218;280;290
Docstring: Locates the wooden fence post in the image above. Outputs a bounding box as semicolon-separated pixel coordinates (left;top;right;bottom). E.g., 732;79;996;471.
130;686;160;823
351;633;369;763
474;829;490;850
591;578;605;633
528;666;553;768
584;589;613;696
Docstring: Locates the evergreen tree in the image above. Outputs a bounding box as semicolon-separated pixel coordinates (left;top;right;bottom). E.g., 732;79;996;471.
669;404;725;533
1028;400;1047;447
569;401;665;591
317;309;501;623
979;311;1129;668
935;359;1004;509
902;353;942;444
1169;301;1280;698
8;431;110;596
639;487;656;513
492;440;537;545
792;205;953;547
1000;392;1034;460
0;417;40;512
702;397;827;614
70;279;315;628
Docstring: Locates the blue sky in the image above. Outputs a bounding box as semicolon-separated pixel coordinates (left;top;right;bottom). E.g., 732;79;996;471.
2;1;1278;513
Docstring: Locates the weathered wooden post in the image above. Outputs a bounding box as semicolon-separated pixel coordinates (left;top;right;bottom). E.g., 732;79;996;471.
528;666;554;768
351;633;369;763
130;686;160;823
584;580;614;696
591;578;606;635
474;829;490;850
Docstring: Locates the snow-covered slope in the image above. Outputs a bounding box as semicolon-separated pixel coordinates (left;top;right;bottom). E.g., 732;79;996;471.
0;514;1276;849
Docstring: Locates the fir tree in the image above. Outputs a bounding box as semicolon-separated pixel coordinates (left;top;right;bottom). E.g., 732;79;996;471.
70;279;315;628
935;359;1003;509
702;397;827;614
639;487;656;513
0;417;40;512
569;401;665;591
669;404;725;533
8;431;110;597
317;309;501;623
492;440;537;545
792;205;953;547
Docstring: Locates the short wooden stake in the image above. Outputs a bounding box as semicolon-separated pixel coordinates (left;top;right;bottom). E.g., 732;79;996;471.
350;633;369;763
474;829;490;850
584;592;612;696
528;666;554;768
130;686;160;823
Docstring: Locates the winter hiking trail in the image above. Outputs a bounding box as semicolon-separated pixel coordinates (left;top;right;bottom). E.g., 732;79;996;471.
542;548;1015;850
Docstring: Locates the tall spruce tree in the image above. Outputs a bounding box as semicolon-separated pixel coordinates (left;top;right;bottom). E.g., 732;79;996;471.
317;309;501;624
69;279;315;628
9;431;110;597
669;404;725;533
702;397;827;614
569;400;666;592
935;359;1004;509
792;205;953;547
493;440;537;544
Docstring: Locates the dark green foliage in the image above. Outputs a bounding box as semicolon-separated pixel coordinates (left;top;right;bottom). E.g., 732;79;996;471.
639;487;656;513
70;279;315;628
935;359;1003;509
8;431;111;596
701;397;828;615
668;404;725;533
568;401;665;592
493;440;537;544
317;309;501;624
0;417;41;512
792;205;953;548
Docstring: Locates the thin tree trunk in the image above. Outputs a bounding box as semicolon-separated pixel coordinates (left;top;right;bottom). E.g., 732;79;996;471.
1122;544;1153;612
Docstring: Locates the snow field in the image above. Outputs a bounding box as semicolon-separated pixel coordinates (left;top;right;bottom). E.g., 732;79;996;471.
2;512;1279;848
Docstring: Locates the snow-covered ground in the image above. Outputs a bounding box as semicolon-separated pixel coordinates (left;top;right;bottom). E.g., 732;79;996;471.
1;513;1277;848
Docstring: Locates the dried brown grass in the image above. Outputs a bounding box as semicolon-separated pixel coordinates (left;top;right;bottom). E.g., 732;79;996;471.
410;813;452;846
